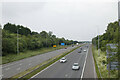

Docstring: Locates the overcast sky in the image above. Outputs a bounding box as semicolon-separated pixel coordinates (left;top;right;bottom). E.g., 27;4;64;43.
1;0;118;41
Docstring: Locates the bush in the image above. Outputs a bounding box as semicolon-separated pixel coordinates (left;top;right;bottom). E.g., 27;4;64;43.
102;60;106;65
2;38;17;55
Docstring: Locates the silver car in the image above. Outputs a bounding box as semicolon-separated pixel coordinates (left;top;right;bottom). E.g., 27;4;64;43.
60;57;67;63
72;63;80;70
83;50;87;52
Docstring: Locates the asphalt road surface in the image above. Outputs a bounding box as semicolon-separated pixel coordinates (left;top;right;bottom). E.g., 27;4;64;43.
83;45;97;78
2;45;78;78
30;44;97;79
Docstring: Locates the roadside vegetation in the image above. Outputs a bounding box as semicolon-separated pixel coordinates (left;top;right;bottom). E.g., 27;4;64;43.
92;21;119;50
92;21;119;78
92;46;118;78
2;23;80;64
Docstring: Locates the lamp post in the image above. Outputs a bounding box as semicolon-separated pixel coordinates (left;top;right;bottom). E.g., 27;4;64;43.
98;34;100;57
17;28;21;54
97;27;100;57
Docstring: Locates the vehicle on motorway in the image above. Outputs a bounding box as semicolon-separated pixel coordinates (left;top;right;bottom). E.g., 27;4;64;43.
60;57;67;63
83;50;87;52
80;47;82;50
65;47;67;49
78;50;82;53
86;45;88;48
72;63;80;70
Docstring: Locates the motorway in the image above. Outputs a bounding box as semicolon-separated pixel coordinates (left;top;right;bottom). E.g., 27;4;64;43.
2;46;77;78
83;44;97;78
30;44;97;79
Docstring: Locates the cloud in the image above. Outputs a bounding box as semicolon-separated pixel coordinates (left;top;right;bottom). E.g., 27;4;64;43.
2;1;118;41
1;0;118;2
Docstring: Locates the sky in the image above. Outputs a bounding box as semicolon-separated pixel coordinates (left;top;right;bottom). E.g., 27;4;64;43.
1;0;119;41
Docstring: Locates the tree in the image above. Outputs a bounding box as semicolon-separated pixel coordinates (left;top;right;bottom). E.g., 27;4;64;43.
2;23;77;56
4;23;31;36
92;21;119;51
2;38;17;55
40;31;48;38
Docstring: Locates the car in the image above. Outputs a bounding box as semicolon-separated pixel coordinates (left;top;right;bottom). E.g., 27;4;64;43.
80;47;82;50
65;47;67;49
86;45;88;48
72;63;80;70
60;57;67;63
83;50;87;52
78;50;82;53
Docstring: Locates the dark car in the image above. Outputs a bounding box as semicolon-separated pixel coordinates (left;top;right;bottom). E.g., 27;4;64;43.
65;47;67;49
80;47;82;50
85;45;88;48
78;50;82;53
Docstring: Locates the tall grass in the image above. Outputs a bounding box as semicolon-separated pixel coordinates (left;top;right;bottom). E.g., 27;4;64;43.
92;45;118;78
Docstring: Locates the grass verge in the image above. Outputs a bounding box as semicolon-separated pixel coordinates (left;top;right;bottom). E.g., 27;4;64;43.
92;45;118;78
11;45;82;79
92;46;101;79
2;45;67;64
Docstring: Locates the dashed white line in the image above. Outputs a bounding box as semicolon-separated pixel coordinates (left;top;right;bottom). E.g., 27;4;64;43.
2;61;23;68
2;46;78;69
30;46;81;79
30;60;59;78
19;63;22;65
0;75;2;79
65;74;68;77
5;68;10;70
80;47;89;80
91;51;97;78
0;74;3;77
2;63;16;68
16;68;20;71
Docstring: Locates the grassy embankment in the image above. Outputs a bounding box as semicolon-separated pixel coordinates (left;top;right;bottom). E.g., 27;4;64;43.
2;45;68;64
92;45;118;78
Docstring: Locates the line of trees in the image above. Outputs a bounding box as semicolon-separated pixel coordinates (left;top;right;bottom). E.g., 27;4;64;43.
92;21;120;77
2;23;78;56
92;21;119;51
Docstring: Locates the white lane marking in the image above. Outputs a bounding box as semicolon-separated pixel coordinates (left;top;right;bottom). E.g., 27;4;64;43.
30;60;59;78
0;74;3;77
0;75;1;78
20;63;22;65
16;67;21;70
2;60;23;68
30;46;81;79
91;50;96;78
0;74;4;79
68;71;74;78
5;68;10;70
2;46;75;69
2;63;18;68
65;74;68;77
77;51;83;63
80;46;89;80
